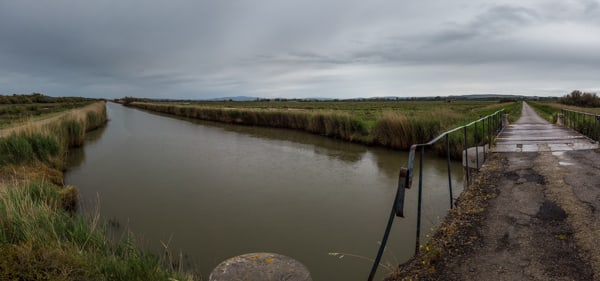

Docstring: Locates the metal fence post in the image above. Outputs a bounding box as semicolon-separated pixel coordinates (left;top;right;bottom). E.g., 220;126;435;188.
415;146;424;256
474;122;479;171
367;168;409;281
446;134;453;209
464;126;469;184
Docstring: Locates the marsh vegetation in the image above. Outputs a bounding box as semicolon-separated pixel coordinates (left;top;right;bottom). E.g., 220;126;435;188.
0;101;193;280
125;99;521;158
0;93;96;129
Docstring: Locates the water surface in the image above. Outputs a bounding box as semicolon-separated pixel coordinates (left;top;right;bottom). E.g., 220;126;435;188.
66;103;464;280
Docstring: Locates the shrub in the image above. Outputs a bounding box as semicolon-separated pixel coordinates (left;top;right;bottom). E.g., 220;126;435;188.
559;90;600;107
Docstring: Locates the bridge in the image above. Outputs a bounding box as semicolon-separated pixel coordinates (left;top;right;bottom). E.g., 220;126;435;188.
494;102;597;152
388;102;600;280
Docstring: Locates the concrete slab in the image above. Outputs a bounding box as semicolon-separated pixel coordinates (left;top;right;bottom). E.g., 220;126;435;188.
493;103;599;153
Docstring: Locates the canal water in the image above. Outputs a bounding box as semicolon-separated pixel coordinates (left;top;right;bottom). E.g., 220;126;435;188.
65;103;464;281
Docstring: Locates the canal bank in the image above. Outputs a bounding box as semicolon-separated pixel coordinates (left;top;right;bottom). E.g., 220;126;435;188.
390;103;599;280
66;102;467;281
0;101;195;280
122;100;522;159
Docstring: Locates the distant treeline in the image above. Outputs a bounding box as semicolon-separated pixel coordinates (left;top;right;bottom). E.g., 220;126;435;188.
559;90;600;107
0;93;95;104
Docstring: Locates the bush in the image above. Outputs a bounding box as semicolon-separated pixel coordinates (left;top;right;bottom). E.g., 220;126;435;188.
559;90;600;107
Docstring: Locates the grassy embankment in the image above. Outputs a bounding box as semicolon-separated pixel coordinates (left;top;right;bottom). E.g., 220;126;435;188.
529;101;600;122
127;100;521;158
529;101;600;140
0;101;192;280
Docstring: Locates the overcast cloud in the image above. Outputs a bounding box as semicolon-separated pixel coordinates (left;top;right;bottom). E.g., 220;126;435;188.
1;0;599;99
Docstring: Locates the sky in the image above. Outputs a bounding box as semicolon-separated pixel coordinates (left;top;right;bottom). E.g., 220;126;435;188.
1;0;599;100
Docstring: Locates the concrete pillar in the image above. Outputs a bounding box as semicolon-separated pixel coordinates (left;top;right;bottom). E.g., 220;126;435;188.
209;253;312;281
502;114;509;127
557;113;564;126
462;145;487;171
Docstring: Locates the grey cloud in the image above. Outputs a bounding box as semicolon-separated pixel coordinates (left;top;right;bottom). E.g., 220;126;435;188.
428;5;538;45
0;1;599;98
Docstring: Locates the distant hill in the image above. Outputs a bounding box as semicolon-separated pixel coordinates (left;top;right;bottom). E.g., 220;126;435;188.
207;96;258;101
128;94;552;103
450;94;526;100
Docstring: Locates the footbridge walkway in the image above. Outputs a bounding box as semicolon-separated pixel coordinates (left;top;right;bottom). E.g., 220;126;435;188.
391;102;600;281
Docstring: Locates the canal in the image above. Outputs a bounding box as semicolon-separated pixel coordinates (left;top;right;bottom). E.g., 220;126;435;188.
65;102;464;280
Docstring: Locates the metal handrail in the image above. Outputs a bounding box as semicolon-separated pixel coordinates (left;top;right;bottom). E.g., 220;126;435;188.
561;108;600;141
368;109;506;281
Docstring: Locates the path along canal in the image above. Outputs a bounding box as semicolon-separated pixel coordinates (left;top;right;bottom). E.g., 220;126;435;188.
65;102;464;281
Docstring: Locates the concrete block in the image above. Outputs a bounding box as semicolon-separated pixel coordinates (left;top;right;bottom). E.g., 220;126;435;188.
462;145;488;170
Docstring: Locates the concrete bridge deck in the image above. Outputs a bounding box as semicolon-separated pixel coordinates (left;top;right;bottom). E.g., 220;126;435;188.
494;102;598;152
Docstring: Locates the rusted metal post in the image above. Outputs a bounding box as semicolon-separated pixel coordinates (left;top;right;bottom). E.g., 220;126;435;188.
368;168;409;281
415;146;424;255
464;126;469;184
482;118;486;161
446;134;453;209
474;122;479;172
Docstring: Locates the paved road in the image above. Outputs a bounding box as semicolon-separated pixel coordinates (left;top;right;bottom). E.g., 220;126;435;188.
446;102;600;280
494;102;598;152
392;102;600;280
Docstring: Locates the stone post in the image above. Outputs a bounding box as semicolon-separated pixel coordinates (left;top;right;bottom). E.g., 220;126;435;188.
557;113;564;126
209;252;312;281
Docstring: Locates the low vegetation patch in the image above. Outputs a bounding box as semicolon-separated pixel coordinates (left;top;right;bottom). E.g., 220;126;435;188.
0;93;96;128
125;99;521;158
0;181;190;281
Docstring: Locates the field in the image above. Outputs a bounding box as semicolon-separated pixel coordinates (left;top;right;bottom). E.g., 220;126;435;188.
126;99;521;157
0;94;95;129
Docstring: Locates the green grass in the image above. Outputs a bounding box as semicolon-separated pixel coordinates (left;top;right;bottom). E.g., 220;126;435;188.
529;101;600;141
0;134;60;165
528;101;560;123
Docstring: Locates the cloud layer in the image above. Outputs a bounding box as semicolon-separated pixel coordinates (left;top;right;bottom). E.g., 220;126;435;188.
1;0;599;99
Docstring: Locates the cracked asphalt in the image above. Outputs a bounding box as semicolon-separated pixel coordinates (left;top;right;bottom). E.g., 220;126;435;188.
390;102;600;280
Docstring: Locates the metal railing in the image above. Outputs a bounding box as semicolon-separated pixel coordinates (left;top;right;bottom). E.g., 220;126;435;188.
368;109;506;281
562;109;600;141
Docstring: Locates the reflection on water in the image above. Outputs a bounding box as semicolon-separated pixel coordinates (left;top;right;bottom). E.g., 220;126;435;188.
66;125;106;168
66;103;463;281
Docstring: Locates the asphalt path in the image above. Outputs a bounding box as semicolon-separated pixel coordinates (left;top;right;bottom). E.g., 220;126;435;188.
446;103;600;280
392;102;600;280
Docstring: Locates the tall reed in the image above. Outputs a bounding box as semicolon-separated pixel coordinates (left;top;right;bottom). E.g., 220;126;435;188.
132;102;370;142
0;181;192;281
129;101;520;158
